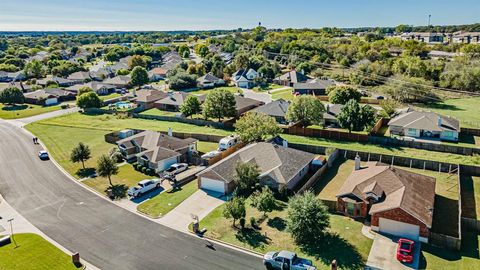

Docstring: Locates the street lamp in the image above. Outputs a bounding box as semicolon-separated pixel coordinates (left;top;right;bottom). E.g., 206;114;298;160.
7;218;17;248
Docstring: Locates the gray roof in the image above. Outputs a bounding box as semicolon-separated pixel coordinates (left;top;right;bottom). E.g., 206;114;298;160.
67;71;91;81
275;70;310;84
65;81;116;93
132;90;168;103
323;104;344;121
197;73;221;84
293;79;335;90
103;75;131;86
235;95;263;111
155;92;205;107
252;99;289;118
198;142;315;186
388;111;460;132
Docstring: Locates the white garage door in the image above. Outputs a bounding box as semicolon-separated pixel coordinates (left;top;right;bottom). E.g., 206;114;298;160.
379;218;419;240
200;177;225;194
45;98;58;106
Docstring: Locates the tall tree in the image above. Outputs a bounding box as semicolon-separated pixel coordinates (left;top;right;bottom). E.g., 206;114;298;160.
96;154;119;187
70;142;91;169
327;85;361;105
0;87;24;105
286;95;325;127
222;196;246;228
337;99;376;133
76;92;102;109
234;112;282;143
234;162;260;194
130;66;149;89
251;187;276;217
128;55;148;70
78;86;93;96
202;89;236;121
24;60;44;79
180;95;202;118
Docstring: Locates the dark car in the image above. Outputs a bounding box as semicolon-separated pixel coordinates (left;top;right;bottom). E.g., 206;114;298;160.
38;150;49;160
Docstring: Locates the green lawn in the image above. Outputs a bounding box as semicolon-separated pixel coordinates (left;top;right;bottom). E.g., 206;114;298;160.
187;86;242;95
416;97;480;128
200;198;372;270
139;108;178;117
99;92;122;101
252;83;285;92
0;233;81;270
137;180;198;218
197;141;218;154
0;103;62;119
315;158;354;201
271;88;294;101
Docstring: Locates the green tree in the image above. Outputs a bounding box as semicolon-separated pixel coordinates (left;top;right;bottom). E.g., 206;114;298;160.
234;162;260;194
78;86;93;96
128;55;148;70
70;142;91;170
178;45;190;58
96;154;119;187
286;95;325;127
180;95;202;118
76;92;102;109
169;72;197;90
337;99;376;133
222;196;246;228
287;191;330;244
234;112;282;143
327;85;361;105
24;60;44;78
251;187;276;217
202;89;236;121
130;66;149;89
0;87;24;105
379;99;399;118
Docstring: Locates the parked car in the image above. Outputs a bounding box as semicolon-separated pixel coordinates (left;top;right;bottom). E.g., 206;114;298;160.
127;179;161;197
263;251;316;270
38;150;49;160
396;238;414;264
201;150;222;159
164;163;188;176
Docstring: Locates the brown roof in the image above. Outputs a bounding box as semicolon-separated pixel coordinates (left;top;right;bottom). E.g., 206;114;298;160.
235;95;263;112
155;92;205;107
133;90;168;103
337;162;436;228
149;67;168;76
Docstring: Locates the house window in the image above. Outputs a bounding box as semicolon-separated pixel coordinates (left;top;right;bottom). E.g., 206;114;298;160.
443;131;454;138
407;128;417;136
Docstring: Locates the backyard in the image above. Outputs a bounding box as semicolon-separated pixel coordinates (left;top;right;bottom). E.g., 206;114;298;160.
416;97;480;128
460;176;480;220
0;233;82;270
187;86;242;95
0;103;62;119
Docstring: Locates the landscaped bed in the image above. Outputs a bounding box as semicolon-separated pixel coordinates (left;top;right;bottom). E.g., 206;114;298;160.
0;103;62;119
0;233;82;270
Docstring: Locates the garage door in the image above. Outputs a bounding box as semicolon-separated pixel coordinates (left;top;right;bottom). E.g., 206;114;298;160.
200;177;225;194
379;218;419;240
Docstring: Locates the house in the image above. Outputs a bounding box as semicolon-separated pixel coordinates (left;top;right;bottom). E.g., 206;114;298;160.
252;99;290;125
24;88;75;106
108;62;129;73
234;95;264;116
400;32;445;44
323;104;344;127
197;142;316;194
154;92;205;112
90;68;114;81
388;111;460;141
197;73;225;88
37;76;77;87
427;50;461;59
273;70;310;87
0;71;26;82
65;81;117;95
103;75;131;89
232;69;258;89
219;52;233;64
293;78;335;96
131;90;168;110
0;81;35;93
148;67;168;82
67;71;92;83
336;160;436;243
116;130;198;173
451;31;480;44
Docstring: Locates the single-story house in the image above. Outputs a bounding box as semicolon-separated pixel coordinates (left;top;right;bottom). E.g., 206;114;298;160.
108;62;129;73
251;99;290;125
274;70;311;87
336;160;436;243
65;81;117;95
234;95;264;116
451;31;480;44
67;71;92;83
232;69;258;89
148;67;168;82
116;130;198;173
131;90;168;110
400;32;445;44
37;76;77;87
103;75;131;89
197;73;225;88
0;81;35;93
154;92;205;112
0;71;26;82
293;78;336;96
90;68;114;81
24;88;75;105
388;111;460;141
197;142;317;194
323;104;344;127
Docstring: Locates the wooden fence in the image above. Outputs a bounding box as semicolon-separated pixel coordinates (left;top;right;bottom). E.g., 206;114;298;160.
370;118;390;136
285;126;369;142
461;127;480;136
296;163;328;195
206;143;245;166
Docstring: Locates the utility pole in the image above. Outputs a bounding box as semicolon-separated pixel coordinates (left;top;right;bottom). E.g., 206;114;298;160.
7;218;17;248
428;14;431;27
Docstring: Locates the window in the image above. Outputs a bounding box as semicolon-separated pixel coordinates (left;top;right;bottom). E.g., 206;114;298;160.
407;128;417;136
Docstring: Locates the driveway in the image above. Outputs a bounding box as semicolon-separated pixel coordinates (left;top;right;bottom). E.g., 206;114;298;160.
159;190;225;232
7;106;79;127
366;234;420;270
241;88;272;103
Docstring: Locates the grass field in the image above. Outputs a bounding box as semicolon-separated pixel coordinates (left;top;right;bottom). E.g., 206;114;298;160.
200;198;372;270
137;180;198;218
187;86;242;95
252;83;285;92
99;92;122;101
139;108;178;117
271;88;294;101
0;233;81;270
0;103;62;119
416;97;480;128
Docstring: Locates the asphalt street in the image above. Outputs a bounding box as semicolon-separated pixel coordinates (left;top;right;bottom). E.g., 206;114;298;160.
0;121;264;270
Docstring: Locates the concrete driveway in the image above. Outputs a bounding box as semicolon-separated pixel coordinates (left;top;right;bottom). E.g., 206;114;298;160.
159;190;225;231
366;234;420;270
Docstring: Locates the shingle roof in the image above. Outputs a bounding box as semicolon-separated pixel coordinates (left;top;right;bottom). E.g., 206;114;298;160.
133;90;168;103
252;99;289;118
197;73;221;83
103;75;131;86
65;81;116;93
155;92;205;107
293;79;335;90
275;70;310;84
234;95;263;111
388;111;460;132
67;71;91;81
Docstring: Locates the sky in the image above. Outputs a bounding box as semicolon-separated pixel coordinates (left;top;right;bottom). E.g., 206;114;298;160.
0;0;479;31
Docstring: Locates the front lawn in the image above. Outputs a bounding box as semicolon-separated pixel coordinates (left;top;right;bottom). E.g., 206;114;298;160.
271;88;294;101
137;180;198;218
0;103;62;119
187;86;242;95
199;198;372;270
252;83;286;92
0;233;81;270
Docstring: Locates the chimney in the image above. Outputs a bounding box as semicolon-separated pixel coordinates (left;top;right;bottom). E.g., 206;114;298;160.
355;154;361;171
438;116;442;127
282;139;288;148
167;127;173;137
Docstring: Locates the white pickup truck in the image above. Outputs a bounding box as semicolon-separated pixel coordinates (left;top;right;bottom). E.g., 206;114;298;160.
127;179;161;197
263;251;316;270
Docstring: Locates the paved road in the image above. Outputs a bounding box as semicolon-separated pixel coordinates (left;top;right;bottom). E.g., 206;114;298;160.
0;121;264;270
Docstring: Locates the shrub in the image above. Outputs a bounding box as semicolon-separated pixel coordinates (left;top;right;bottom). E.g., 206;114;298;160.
141;166;147;174
250;217;256;228
239;218;246;230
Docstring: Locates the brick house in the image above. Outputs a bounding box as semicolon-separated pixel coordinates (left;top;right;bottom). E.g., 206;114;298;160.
336;159;436;243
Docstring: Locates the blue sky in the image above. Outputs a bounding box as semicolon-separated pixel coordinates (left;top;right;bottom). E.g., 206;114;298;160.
0;0;479;31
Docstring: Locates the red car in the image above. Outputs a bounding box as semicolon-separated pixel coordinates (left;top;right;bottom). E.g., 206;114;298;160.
396;238;414;263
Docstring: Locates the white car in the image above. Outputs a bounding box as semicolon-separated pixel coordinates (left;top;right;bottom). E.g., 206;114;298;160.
38;150;49;160
164;163;188;176
127;179;161;197
201;150;222;159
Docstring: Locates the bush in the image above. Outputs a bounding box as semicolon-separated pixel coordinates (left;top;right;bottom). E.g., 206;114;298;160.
60;104;69;109
250;217;256;228
141;166;147;174
132;162;139;170
239;218;246;230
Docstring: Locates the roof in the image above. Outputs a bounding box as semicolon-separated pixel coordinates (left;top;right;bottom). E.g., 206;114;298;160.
103;75;131;86
293;79;335;90
235;95;263;111
275;70;310;84
388;111;460;132
323;104;344;120
149;67;168;76
198;142;315;186
65;81;116;92
336;162;436;228
252;99;289;118
138;147;180;163
278;251;296;260
24;88;73;99
67;71;91;81
155;92;205;107
133;90;168;103
197;73;221;83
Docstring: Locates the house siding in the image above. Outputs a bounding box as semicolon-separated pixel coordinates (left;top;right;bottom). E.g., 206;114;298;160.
337;198;368;218
371;208;430;238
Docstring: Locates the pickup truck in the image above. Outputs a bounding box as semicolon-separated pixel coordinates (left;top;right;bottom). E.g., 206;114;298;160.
263;251;316;270
127;179;161;197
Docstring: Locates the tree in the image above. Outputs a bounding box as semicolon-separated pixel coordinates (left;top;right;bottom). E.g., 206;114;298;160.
287;191;330;244
234;112;282;143
222;196;246;228
327;85;362;105
96;154;119;187
202;89;236;121
251;187;276;217
24;60;44;78
180;95;202;118
169;72;197;90
337;99;376;133
178;45;190;58
0;87;24;105
379;99;400;118
70;142;91;170
234;162;260;194
286;95;325;127
130;66;149;89
128;55;147;70
76;92;102;109
78;86;93;96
